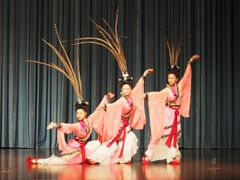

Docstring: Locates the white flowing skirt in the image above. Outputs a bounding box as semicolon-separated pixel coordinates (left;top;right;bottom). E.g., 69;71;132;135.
87;131;138;164
36;150;80;165
149;136;181;162
36;141;101;165
146;107;182;162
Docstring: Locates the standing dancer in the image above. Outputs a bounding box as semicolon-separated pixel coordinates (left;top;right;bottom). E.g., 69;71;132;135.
26;25;112;165
142;37;200;165
86;69;152;164
73;5;153;164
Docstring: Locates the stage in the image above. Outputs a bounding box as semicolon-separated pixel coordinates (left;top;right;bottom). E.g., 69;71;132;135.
0;148;239;179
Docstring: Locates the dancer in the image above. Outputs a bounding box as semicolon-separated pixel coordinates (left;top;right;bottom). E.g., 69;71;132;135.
142;37;200;165
73;5;153;164
26;25;112;165
86;69;152;164
27;94;113;165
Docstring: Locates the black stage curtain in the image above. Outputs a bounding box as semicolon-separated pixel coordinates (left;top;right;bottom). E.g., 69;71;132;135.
0;0;239;148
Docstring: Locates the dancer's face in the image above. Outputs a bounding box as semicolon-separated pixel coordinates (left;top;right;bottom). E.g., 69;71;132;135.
76;108;87;121
168;73;178;86
121;84;132;96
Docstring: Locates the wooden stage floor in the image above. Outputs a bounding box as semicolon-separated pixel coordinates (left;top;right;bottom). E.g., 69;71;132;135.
0;148;240;179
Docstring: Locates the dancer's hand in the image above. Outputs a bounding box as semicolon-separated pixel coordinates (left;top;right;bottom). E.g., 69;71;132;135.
96;104;107;111
96;106;101;111
141;93;146;99
143;68;154;77
189;54;200;63
47;122;57;129
107;92;115;100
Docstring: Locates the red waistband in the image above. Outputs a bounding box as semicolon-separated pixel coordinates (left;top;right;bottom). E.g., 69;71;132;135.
165;109;179;148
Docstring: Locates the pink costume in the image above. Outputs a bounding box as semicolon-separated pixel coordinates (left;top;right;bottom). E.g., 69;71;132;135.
35;96;109;165
145;64;192;162
87;77;146;164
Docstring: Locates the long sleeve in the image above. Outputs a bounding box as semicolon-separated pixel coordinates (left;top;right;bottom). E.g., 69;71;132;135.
130;76;146;129
178;64;192;117
59;123;87;138
147;88;169;141
88;95;110;137
57;122;88;152
89;95;126;143
91;77;146;143
131;76;144;95
88;95;109;123
101;98;126;142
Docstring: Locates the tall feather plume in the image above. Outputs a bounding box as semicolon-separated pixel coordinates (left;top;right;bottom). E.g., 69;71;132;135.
163;28;196;66
165;36;175;65
72;3;128;74
164;33;186;66
175;38;186;65
26;24;83;101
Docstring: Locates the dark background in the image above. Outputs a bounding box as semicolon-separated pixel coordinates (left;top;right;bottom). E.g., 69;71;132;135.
0;0;239;149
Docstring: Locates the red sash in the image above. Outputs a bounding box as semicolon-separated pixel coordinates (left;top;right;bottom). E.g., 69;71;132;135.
107;117;129;158
165;85;180;148
165;109;179;148
78;141;86;162
76;121;87;162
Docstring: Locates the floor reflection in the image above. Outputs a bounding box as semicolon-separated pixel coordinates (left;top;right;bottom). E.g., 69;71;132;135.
142;163;180;179
27;162;181;180
1;149;240;179
28;164;138;180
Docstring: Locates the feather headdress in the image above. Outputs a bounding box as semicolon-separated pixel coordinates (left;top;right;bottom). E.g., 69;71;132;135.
27;24;88;110
163;31;188;77
72;4;133;87
165;36;186;67
163;28;194;77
